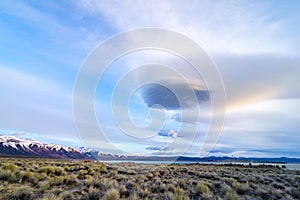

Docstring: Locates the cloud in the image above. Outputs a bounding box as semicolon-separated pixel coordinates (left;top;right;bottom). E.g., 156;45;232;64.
158;129;178;139
140;83;210;110
146;146;173;152
0;1;109;70
224;98;300;134
11;132;26;136
0;65;76;139
213;54;300;112
79;0;295;55
210;127;300;158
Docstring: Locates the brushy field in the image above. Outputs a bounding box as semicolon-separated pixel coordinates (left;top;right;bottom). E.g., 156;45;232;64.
0;158;299;200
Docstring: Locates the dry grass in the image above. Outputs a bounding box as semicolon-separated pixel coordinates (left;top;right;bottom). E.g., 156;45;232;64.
0;158;299;199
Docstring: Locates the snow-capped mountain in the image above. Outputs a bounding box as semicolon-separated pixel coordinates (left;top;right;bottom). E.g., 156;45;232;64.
0;135;93;159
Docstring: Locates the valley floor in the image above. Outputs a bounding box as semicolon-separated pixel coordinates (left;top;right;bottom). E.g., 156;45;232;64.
0;158;299;200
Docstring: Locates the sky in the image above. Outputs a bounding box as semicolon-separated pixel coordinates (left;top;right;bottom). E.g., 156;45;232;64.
0;0;299;157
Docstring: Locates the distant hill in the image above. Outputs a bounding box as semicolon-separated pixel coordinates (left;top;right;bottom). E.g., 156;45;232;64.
174;156;300;164
98;153;300;164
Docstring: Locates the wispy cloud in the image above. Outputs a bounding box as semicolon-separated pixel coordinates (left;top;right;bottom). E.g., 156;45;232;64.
0;65;75;139
146;146;173;152
79;0;294;54
11;132;26;137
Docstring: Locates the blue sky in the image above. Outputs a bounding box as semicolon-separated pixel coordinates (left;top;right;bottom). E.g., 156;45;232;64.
0;0;300;157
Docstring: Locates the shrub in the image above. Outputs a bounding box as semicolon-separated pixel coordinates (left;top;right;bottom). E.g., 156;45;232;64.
167;184;176;192
53;167;66;176
85;187;101;200
129;192;139;200
100;165;108;173
64;174;80;187
20;171;35;182
125;180;139;191
12;185;34;200
166;192;174;200
87;167;95;175
59;190;75;200
63;166;70;172
255;188;270;199
119;185;127;194
104;189;120;200
49;187;63;196
78;169;88;179
159;184;167;193
178;179;185;188
197;181;210;195
84;175;94;187
38;181;50;192
0;169;11;180
235;183;251;195
226;189;238;200
140;187;149;198
37;193;63;200
174;187;183;200
146;172;153;179
289;188;300;199
38;166;54;175
2;163;18;172
49;176;64;186
38;166;65;176
35;172;47;182
8;171;17;183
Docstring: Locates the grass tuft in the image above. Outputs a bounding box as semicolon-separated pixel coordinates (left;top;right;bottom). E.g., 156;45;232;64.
103;188;120;200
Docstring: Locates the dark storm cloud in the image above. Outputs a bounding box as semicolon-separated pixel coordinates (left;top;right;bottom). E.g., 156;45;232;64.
140;83;210;110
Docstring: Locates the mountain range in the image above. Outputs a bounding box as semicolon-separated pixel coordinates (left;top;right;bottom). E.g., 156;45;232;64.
0;135;92;159
0;135;299;163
